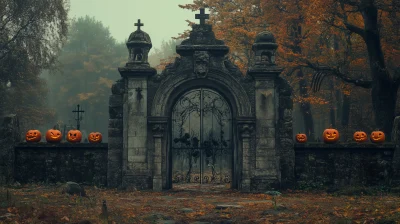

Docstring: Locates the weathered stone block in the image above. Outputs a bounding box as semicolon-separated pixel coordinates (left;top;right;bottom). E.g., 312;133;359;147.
257;138;275;148
256;157;278;170
255;80;274;89
128;78;147;89
257;126;275;138
0;115;20;185
109;119;123;129
108;137;123;151
127;162;149;174
256;90;275;120
128;116;147;137
108;128;123;137
279;96;293;110
15;143;108;186
109;106;123;119
111;80;125;95
257;119;275;128
128;136;147;148
128;147;147;163
256;148;276;157
109;95;123;107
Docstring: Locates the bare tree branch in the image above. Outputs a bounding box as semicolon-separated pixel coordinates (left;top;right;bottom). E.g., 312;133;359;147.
344;22;366;38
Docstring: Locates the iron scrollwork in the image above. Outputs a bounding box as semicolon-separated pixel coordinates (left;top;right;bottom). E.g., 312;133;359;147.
172;88;232;184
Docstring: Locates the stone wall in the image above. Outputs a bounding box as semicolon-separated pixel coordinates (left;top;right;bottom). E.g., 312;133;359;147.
15;143;108;186
276;77;294;190
0;115;20;185
108;79;124;188
295;143;395;189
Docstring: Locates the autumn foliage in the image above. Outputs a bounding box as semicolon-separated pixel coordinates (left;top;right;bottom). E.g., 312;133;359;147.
176;0;399;139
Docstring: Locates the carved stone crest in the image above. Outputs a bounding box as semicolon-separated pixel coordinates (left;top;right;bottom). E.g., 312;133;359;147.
193;51;209;78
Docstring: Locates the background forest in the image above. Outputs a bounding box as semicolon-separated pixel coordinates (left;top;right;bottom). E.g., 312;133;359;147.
0;0;399;142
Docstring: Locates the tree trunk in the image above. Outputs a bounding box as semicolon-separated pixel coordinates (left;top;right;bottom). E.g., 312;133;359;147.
361;3;399;140
341;95;351;126
297;69;315;140
371;81;398;140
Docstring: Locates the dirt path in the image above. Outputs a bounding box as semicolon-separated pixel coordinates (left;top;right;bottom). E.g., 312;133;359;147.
0;184;399;223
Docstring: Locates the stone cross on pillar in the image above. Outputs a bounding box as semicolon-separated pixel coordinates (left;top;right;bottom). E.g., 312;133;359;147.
151;123;165;191
134;19;144;31
239;123;254;192
195;8;209;25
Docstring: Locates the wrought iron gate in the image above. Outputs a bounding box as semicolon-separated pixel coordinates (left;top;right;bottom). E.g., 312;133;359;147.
171;88;232;184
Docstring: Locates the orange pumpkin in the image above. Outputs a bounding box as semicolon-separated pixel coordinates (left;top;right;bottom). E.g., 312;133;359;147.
88;132;102;143
67;130;82;143
295;133;307;143
370;131;385;143
353;131;368;142
25;130;42;142
45;129;62;143
323;128;340;143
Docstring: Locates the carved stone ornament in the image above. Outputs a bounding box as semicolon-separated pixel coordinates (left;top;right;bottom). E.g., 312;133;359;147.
239;124;255;138
151;124;165;137
193;51;210;78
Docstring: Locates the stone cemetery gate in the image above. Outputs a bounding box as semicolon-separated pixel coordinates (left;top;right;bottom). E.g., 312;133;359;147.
107;10;294;191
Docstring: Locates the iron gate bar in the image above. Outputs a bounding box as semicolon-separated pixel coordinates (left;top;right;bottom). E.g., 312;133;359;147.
171;88;232;185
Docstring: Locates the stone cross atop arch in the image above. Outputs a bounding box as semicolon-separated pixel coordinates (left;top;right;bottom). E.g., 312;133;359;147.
195;8;209;25
134;19;143;31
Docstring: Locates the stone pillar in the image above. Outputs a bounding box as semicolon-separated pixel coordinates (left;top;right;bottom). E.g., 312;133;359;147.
248;30;289;190
151;123;165;191
126;78;148;173
0;114;20;185
276;77;294;189
108;80;124;188
255;79;278;177
238;122;254;192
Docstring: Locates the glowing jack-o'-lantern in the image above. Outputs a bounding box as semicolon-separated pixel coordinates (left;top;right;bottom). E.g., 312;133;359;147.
45;129;62;143
88;132;102;143
353;131;368;143
67;130;82;143
323;128;340;143
295;133;307;143
25;130;42;142
370;131;385;143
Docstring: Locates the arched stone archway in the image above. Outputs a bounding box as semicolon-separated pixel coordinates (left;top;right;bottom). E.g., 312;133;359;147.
150;69;252;118
107;10;295;192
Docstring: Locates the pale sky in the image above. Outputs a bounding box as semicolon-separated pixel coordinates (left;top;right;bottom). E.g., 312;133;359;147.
69;0;197;52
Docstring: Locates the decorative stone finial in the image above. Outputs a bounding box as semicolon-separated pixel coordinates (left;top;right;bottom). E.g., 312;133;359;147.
125;19;152;65
247;30;283;78
252;31;278;65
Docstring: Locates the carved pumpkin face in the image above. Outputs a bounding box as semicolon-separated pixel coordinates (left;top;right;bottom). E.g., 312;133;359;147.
353;131;368;142
370;131;385;143
46;129;62;143
26;130;42;142
67;130;82;143
295;133;307;143
323;128;340;143
88;132;102;143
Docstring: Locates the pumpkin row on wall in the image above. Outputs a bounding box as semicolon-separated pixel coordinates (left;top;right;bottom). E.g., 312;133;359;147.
295;130;386;143
25;129;103;143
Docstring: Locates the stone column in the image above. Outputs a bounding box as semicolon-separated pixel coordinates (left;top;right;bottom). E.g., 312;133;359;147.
255;79;278;177
151;123;165;191
239;123;254;192
107;80;124;188
0;115;20;185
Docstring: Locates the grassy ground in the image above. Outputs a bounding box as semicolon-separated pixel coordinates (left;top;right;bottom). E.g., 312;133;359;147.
0;184;399;224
